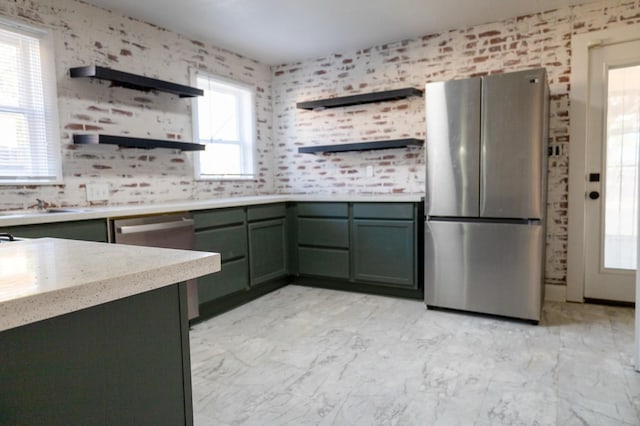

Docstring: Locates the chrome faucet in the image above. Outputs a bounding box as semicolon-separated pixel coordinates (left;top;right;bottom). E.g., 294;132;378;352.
36;198;45;211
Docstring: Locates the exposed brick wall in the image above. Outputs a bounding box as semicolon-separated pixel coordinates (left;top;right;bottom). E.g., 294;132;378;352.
272;0;640;287
2;0;639;288
0;0;274;209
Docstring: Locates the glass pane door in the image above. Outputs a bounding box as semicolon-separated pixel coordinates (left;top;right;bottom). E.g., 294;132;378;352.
604;65;640;270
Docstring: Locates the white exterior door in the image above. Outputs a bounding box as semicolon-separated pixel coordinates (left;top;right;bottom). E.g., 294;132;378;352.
584;40;640;302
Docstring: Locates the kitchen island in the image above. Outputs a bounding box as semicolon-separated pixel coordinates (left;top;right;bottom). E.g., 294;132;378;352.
0;238;220;426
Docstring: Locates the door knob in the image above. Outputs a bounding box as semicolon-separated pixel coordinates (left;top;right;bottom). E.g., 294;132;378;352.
588;191;600;200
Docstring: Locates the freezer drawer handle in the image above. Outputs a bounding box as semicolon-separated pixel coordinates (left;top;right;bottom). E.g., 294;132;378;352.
117;218;194;235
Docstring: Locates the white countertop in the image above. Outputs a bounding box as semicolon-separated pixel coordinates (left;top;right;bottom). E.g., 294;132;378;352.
0;193;424;227
0;238;221;332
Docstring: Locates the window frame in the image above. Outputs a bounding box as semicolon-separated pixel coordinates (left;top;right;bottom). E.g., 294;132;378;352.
0;17;62;185
191;70;257;181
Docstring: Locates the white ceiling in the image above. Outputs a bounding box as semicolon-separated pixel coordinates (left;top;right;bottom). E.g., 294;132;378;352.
84;0;594;65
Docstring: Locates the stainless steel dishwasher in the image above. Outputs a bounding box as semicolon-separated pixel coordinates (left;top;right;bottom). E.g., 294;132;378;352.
112;213;199;319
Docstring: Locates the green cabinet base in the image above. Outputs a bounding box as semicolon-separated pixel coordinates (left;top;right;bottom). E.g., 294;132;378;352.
192;201;424;322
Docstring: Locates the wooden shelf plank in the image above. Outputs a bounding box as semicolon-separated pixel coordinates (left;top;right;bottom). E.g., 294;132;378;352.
70;65;203;98
73;134;205;151
298;139;424;154
296;88;422;110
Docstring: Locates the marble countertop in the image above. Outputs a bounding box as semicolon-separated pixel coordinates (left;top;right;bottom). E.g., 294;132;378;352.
0;238;221;332
0;193;424;227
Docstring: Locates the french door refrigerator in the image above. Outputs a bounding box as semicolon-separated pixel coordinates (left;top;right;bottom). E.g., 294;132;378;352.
424;68;549;323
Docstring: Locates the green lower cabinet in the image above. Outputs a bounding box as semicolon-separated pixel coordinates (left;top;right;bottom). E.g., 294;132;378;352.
193;205;290;321
194;223;249;303
3;219;109;242
0;283;192;425
352;219;415;288
248;218;288;286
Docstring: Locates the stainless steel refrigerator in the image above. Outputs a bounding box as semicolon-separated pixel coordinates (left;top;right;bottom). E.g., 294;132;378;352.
424;68;549;323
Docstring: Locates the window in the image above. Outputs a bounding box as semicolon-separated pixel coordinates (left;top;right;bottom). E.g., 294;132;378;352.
0;18;61;184
192;72;256;180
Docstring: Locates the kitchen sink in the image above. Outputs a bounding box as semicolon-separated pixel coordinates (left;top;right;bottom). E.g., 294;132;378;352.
44;208;90;213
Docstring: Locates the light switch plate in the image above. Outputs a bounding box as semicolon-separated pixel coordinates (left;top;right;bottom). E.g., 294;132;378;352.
365;165;374;177
86;183;109;201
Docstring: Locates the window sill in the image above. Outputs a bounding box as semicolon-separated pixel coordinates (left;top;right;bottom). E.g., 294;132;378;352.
196;175;257;182
0;179;63;186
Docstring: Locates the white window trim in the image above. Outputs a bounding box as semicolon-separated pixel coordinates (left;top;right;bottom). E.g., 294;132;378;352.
190;69;257;181
0;17;62;185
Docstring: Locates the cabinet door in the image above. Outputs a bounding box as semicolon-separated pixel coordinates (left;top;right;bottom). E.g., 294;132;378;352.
248;219;287;286
352;219;415;288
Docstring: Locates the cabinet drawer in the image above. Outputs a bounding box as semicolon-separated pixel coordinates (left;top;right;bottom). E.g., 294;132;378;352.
248;219;288;286
194;225;247;262
198;258;248;303
297;202;348;218
298;247;349;279
6;219;108;242
298;218;349;248
352;203;414;220
247;203;286;222
192;208;245;230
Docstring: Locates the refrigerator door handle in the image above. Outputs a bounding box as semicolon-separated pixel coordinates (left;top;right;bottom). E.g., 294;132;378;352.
428;216;542;225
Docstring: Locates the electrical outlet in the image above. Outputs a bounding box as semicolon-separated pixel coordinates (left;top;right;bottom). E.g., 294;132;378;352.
365;165;374;177
86;183;109;202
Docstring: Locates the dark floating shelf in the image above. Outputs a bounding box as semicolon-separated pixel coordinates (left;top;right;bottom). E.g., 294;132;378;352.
73;134;205;151
296;88;423;110
69;65;204;98
298;138;424;154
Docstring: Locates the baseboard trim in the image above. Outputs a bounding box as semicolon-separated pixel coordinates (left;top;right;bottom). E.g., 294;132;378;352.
293;276;424;300
545;284;567;302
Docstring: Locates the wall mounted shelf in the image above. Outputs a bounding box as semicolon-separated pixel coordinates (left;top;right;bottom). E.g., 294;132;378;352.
69;65;204;98
298;138;424;154
73;134;205;151
296;88;423;110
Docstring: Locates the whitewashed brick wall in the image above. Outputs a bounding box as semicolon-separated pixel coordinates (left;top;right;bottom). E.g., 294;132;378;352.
0;0;274;210
272;0;640;287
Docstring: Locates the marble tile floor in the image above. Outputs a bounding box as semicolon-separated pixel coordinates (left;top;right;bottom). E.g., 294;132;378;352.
190;285;639;425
